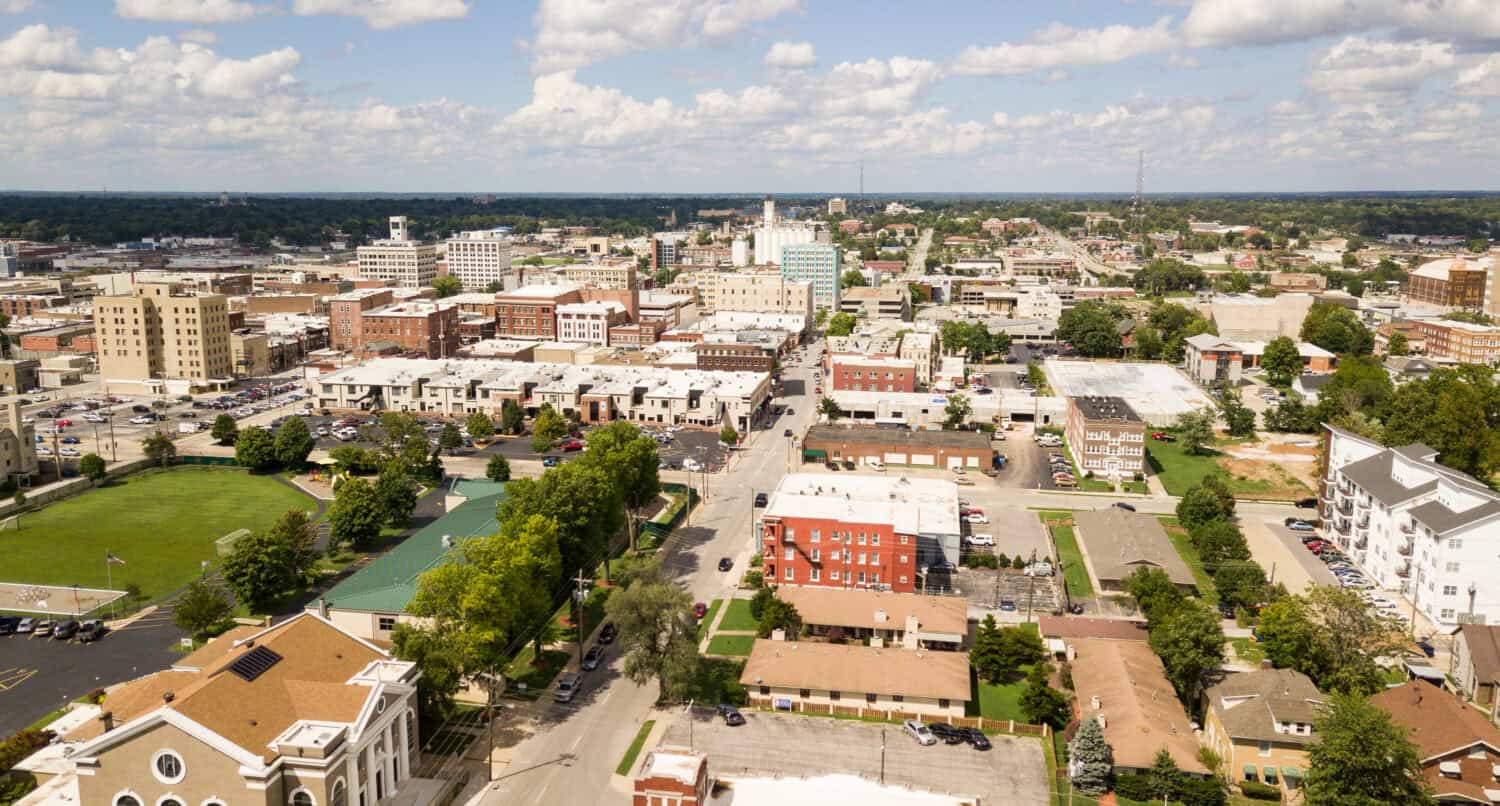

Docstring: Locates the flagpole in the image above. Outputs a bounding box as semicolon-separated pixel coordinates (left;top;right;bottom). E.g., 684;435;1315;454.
106;549;114;620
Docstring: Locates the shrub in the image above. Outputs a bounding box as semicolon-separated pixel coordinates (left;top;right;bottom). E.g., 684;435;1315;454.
743;571;764;589
1240;781;1283;801
0;729;54;771
996;552;1009;567
1112;774;1154;801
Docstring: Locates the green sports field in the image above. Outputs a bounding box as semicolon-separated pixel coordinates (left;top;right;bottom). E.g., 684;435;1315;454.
0;467;314;605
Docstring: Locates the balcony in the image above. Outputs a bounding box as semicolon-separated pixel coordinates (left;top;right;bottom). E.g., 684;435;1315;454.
1354;537;1368;550
1321;504;1334;520
1400;521;1415;535
1356;516;1370;530
1338;480;1354;496
1397;541;1412;557
1337;502;1354;517
1356;497;1371;511
1396;561;1411;578
1333;519;1350;535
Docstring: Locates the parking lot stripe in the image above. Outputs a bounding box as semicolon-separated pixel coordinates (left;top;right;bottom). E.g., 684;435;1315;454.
0;668;37;691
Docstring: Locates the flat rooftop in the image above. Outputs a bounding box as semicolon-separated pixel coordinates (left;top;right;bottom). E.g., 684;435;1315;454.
804;424;990;452
1046;359;1211;425
739;639;969;702
764;473;960;536
1071;396;1142;423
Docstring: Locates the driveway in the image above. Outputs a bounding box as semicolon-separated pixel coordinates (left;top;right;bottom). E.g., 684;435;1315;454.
1240;515;1338;594
660;708;1047;805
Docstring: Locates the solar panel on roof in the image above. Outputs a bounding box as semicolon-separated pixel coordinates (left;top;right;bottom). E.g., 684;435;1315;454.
228;645;283;682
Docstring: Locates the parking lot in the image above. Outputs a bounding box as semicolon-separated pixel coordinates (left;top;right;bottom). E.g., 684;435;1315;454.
661;709;1048;805
1241;515;1339;594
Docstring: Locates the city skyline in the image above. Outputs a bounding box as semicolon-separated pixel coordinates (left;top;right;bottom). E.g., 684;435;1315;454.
2;0;1500;193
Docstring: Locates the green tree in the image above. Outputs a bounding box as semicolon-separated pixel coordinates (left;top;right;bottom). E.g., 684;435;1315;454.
466;411;495;441
438;422;463;454
1148;748;1183;801
719;425;739;445
329;445;377;474
579;421;661;553
1133;324;1165;360
1018;663;1070;729
141;431;176;467
1176;475;1236;530
943;395;972;429
1256;586;1405;694
826;312;857;337
1175;407;1216;455
756;596;802;638
1213;562;1269;611
500;399;525;435
1263;398;1320;433
818;397;844;421
499;461;623;582
840;269;868;288
1304;693;1434;806
431;275;462;298
1301;301;1373;355
1383;366;1500;479
329;477;383;548
1057;301;1124;357
390;624;465;723
1261;336;1302;386
1190;520;1251;573
1217;390;1256;437
997;625;1046;676
79;453;106;482
486;453;511;482
1125;567;1186;624
173;578;233;641
274;416;315;469
530;404;568;453
1386;331;1410;356
1069;717;1113;795
221;529;300;613
1315;355;1394;421
234;426;277;471
970;614;1007;684
210;413;238;445
604;568;700;702
1149;600;1225;702
376;462;418;529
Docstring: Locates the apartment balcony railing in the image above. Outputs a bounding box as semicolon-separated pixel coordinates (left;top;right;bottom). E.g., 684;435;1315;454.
1354;537;1368;550
1397;541;1413;557
1333;519;1351;535
1337;502;1355;517
1356;516;1370;530
1338;480;1354;495
1396;561;1411;578
1356;497;1371;511
1400;521;1415;534
1321;504;1334;520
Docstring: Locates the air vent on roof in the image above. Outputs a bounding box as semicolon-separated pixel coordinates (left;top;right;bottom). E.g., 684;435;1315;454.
228;645;284;682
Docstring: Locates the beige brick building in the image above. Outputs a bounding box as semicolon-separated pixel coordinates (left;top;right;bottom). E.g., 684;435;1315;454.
96;283;233;394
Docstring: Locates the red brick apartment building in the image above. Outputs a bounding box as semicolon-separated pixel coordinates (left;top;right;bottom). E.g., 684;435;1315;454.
696;342;774;373
761;474;962;594
632;748;708;806
829;355;917;393
329;288;394;350
494;285;583;339
359;301;460;358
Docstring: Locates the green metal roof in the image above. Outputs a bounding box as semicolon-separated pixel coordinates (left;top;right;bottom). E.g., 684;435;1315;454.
321;492;504;614
448;478;510;501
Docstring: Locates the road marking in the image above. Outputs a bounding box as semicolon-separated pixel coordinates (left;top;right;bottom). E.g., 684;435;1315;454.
0;667;37;691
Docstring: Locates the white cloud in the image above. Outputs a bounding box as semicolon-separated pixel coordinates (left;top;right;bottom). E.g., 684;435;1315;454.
765;40;815;70
529;0;800;72
178;29;218;44
1304;36;1454;103
2;0;35;13
1166;53;1200;69
292;0;471;29
1182;0;1500;48
1455;54;1500;96
953;16;1174;76
114;0;265;24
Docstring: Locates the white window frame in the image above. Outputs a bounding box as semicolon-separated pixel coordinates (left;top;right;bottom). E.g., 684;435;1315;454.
156;796;186;806
289;788;317;806
113;793;144;806
151;750;186;785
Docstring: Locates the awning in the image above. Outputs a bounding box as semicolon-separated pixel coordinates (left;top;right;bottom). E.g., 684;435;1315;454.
1242;764;1258;780
1281;767;1302;778
802;449;827;460
1263;767;1278;783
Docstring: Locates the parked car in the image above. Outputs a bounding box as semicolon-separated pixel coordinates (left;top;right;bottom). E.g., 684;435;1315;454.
542;456;561;467
903;720;936;746
965;513;989;525
598;622;617;644
926;722;966;745
716;704;745;726
998;597;1017;612
60;436;80;444
559;440;584;452
955;477;974;486
1024;562;1054;577
129;415;155;425
1150;432;1176;441
693;601;708;619
966;533;995;547
962;727;992;750
825;462;840;471
868;460;885;471
718;557;734;572
52;619;79;640
581;645;604;671
0;616;17;635
78;619;106;643
15;617;34;634
1294;497;1318;508
32;619;55;637
783;428;793;437
1113;502;1137;512
553;672;582;703
929;561;956;573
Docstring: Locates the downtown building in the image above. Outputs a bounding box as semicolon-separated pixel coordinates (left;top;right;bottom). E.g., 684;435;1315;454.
760;474;962;594
96;282;233;394
1321;425;1500;628
780;243;841;311
444;229;514;291
356;216;438;288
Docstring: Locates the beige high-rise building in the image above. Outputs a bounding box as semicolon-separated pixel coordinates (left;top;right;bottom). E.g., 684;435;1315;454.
689;271;813;319
96;283;233;394
357;216;438;288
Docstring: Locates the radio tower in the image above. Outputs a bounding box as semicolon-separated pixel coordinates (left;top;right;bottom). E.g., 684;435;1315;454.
858;160;865;210
1131;149;1145;244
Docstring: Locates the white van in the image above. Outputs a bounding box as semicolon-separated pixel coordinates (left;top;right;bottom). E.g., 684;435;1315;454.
867;459;885;471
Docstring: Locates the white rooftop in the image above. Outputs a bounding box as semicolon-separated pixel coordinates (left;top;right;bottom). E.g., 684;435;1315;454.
318;356;768;400
764;473;961;536
502;283;580;299
1045;359;1212;425
639;750;704;786
557;301;626;315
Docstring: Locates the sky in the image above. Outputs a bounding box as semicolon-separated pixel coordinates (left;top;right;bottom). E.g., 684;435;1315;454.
3;0;1500;194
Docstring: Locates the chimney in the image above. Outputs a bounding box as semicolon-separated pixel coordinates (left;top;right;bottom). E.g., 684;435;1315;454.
100;711;114;732
163;692;175;704
1091;695;1101;710
1260;659;1273;671
317;597;329;619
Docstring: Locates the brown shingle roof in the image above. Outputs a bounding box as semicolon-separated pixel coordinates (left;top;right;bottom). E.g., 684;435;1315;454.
170;625;263;671
1372;682;1500;803
777;588;968;638
1459;624;1500;684
739;639;969;702
1068;638;1207;773
1073;509;1196;588
1037;615;1148;642
1205;668;1325;747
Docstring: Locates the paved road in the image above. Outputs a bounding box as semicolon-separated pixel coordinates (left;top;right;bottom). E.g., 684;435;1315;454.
479;344;824;806
904;228;933;280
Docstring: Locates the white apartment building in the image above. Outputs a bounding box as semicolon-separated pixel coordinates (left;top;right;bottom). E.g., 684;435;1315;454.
445;229;514;290
828;197;848;215
1322;425;1500;628
357;216;438;288
781;243;841;310
556;301;626;346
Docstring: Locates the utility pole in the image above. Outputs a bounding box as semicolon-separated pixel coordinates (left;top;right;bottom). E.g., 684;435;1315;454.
106;411;116;461
879;728;886;785
1024;549;1038;624
572;568;591;666
486;665;497;783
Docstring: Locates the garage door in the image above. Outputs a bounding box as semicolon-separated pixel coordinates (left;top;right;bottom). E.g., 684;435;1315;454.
966;456;980;467
885;452;907;465
910;453;935;466
947;456;963;470
866;455;884;467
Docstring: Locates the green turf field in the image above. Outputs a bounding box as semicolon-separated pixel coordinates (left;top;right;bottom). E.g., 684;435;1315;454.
0;467;313;604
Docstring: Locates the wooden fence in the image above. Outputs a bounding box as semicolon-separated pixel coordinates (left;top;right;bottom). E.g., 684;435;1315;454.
745;695;1050;737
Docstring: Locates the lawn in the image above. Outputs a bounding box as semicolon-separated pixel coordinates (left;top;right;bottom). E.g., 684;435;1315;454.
505;647;570;695
0;467;313;603
706;634;756;656
1231;637;1266;665
718;598;758;632
615;720;656;776
1039;511;1094;598
696;599;723;643
1159;517;1218;606
1121;480;1149;495
968;665;1032;721
1147;436;1312;500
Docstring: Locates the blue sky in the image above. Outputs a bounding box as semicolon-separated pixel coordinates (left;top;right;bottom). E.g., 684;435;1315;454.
2;0;1499;193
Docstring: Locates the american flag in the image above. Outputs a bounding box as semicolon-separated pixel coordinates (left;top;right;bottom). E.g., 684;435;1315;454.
106;551;126;566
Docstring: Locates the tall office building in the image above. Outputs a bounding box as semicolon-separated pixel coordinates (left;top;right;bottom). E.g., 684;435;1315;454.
781;244;841;310
445;229;514;291
828;197;848;215
357;216;438;288
651;233;687;270
96;282;233;393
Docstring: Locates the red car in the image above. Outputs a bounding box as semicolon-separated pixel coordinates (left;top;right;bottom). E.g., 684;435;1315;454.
1151;432;1176;441
1305;540;1327;552
692;602;708;619
560;440;584;452
55;419;72;428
